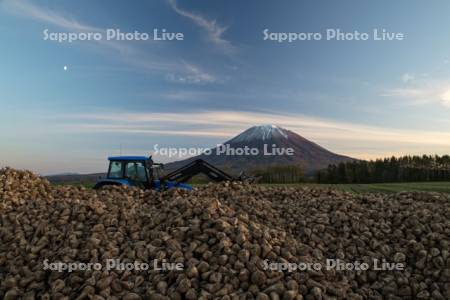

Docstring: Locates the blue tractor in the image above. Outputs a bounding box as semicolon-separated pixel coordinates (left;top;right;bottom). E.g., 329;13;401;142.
94;156;236;191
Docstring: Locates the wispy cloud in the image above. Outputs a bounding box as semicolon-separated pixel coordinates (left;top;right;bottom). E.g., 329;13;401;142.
2;0;141;62
165;63;218;84
60;110;450;159
2;0;99;32
401;72;415;83
2;0;218;84
381;87;429;99
158;90;243;102
383;73;450;108
167;0;234;54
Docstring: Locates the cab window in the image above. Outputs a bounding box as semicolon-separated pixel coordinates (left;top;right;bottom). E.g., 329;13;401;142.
108;161;124;179
125;162;147;182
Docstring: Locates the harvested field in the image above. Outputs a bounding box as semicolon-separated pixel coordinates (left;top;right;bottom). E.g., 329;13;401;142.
1;167;449;299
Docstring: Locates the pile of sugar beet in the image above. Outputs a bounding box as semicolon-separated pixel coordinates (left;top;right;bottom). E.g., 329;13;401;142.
0;167;449;300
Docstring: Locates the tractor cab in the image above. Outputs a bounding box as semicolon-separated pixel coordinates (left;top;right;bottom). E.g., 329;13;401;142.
94;156;152;189
106;156;151;189
94;156;191;190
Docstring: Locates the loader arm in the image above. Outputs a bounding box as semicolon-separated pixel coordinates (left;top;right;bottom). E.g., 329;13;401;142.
161;159;235;184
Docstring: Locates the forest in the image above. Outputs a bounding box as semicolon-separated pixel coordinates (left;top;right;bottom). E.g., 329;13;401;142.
316;155;450;184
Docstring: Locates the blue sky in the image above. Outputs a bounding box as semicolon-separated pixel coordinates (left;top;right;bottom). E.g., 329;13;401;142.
1;0;450;174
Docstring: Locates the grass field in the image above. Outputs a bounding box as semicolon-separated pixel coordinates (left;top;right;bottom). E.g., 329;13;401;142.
278;182;450;194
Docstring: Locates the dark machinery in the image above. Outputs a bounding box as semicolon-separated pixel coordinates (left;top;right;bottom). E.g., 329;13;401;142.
94;156;238;190
162;159;235;183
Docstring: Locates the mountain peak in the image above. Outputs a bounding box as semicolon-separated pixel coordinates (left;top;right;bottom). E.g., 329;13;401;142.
166;124;354;175
255;124;280;130
230;124;289;143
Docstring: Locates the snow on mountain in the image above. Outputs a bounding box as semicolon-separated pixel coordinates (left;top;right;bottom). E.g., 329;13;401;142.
229;124;288;143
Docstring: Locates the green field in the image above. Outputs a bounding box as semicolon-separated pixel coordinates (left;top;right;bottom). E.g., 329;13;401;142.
278;181;450;194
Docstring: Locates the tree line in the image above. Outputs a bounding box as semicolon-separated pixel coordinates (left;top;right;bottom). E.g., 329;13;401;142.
316;155;450;184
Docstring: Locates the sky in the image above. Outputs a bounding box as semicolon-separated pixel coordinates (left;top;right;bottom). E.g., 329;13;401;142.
1;0;450;174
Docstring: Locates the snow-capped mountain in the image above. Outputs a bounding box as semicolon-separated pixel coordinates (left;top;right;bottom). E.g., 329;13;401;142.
229;124;288;143
165;124;354;175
